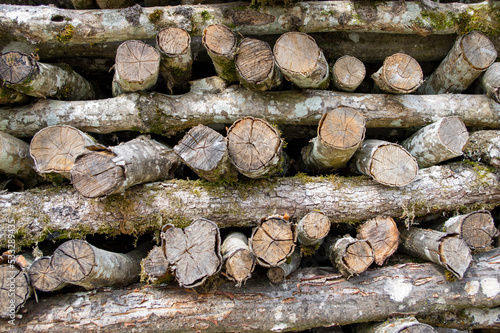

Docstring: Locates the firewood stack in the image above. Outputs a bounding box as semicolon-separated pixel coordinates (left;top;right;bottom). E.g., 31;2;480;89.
0;0;500;331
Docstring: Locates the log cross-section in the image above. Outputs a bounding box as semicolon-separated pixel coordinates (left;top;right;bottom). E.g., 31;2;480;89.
357;216;399;266
372;53;423;94
202;24;238;83
28;256;68;292
332;55;366;92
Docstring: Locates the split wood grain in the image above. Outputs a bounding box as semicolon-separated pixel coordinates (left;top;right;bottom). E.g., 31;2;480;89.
221;231;255;287
372;53;423;94
357;216;399;266
202;24;238;82
28;256;67;292
332;55;366;92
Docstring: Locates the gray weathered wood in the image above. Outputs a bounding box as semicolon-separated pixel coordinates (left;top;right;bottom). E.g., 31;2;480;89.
418;307;500;330
221;231;255;287
357;216;399;266
372;53;423;94
140;245;171;285
0;130;40;185
267;247;301;283
354;316;436;333
464;130;500;168
28;256;68;292
202;24;238;82
482;62;500;103
332;55;365;92
327;235;374;278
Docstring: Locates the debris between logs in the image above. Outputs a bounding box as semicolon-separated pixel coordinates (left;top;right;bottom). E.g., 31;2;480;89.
331;55;366;92
464;130;500;169
202;24;238;83
356;216;399;266
220;231;255;287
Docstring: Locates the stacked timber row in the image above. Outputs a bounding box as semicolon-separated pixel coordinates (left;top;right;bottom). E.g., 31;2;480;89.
0;1;500;332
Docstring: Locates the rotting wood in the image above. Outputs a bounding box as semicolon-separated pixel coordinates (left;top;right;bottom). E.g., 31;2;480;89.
250;216;297;268
202;24;238;82
28;256;68;292
332;55;365;92
356;216;399;266
327;234;374;278
267;247;301;283
273;32;329;89
0;130;41;186
399;227;472;279
482;62;500;104
297;211;330;247
161;218;222;288
352;139;418;187
156;27;192;93
173;124;238;183
417;31;498;95
354;316;436;333
300;107;365;173
400;117;469;168
0;51;94;100
418;307;500;330
2;80;500;138
464;130;500;168
50;240;151;290
140;245;172;285
235;38;282;92
226;117;287;179
70;135;179;198
0;252;32;319
29;125;98;179
221;231;255;287
0;85;30;105
372;53;423;94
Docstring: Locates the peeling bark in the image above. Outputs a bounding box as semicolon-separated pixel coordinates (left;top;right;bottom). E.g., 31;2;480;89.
464;130;500;169
327;235;374;278
221;231;255;287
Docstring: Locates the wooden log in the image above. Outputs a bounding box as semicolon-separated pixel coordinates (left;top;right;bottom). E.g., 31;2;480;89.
0;51;94;100
297;211;330;247
161;218;222;288
267;247;301;283
273;32;329;89
482;62;500;103
0;131;40;186
173;124;238;183
29;125;98;179
226;117;287;179
3;81;500;138
112;40;160;96
356;216;399;266
353;139;419;187
354;316;436;333
417;31;498;95
300;107;365;172
235;38;282;92
0;252;32;320
2;162;499;248
464;130;500;169
418;307;500;330
202;24;238;82
156;27;192;93
327;235;374;278
140;245;172;285
332;55;366;92
70;135;179;198
372;53;423;94
400;117;469;168
399;228;472;279
50;240;151;290
220;231;255;287
0;85;30;105
28;256;68;292
250;216;297;268
431;210;499;252
96;0;132;9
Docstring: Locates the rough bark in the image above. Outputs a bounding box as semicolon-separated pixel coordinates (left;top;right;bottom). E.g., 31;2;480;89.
332;55;365;92
156;27;192;93
297;211;330;247
2;81;500;138
1;162;499;248
0;131;40;185
0;51;94;100
226;117;287;179
70;135;179;198
267;247;301;284
418;307;500;330
327;235;374;278
354;316;436;333
202;24;238;82
353;139;419;187
0;85;30;105
300;107;365;172
356;216;399;266
221;231;255;287
399;228;472;279
400;117;469;168
112;40;160;96
417;31;498;95
372;53;423;94
28;256;68;292
482;62;500;104
161;218;222;288
464;130;500;169
140;245;171;285
274;32;329;89
235;38;282;92
173;124;238;183
29;125;98;179
50;240;151;290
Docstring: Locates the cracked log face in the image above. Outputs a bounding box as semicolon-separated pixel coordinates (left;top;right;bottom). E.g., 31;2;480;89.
0;264;31;319
28;256;66;292
438;117;469;155
330;236;374;278
297;211;331;246
332;55;366;92
202;24;238;82
357;216;399;266
459;211;499;251
0;51;35;85
50;239;97;284
157;27;190;57
372;53;423;94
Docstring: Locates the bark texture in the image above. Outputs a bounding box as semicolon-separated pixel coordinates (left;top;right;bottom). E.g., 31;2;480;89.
0;85;30;105
28;256;68;292
418;307;500;330
332;55;365;92
221;231;255;287
482;62;500;103
356;216;399;266
464;130;500;169
140;245;171;285
202;24;238;82
0;131;40;184
372;53;423;94
355;316;436;333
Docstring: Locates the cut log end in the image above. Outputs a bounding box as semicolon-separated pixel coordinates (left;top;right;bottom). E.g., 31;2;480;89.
332;55;366;92
438;117;469;155
274;32;320;75
357;216;399;266
235;38;274;84
157;27;190;56
250;217;296;267
298;211;330;245
0;51;36;85
50;239;96;284
202;24;236;56
319;107;366;149
440;236;472;279
370;143;418;187
461;31;497;70
28;257;65;292
376;53;423;94
0;265;30;318
459;211;498;250
225;249;255;286
342;240;374;275
115;40;160;83
141;246;171;284
267;267;285;283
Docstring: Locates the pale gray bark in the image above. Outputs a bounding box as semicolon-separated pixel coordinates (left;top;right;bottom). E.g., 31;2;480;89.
418;307;500;330
464;130;500;168
482;62;500;103
221;231;255;287
0;131;40;184
354;316;436;333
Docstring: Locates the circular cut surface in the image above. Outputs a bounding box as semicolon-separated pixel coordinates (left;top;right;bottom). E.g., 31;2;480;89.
203;25;237;55
438;117;469;155
302;212;330;241
157;27;190;55
357;216;399;265
267;267;285;283
0;265;30;317
319;107;366;149
462;31;497;70
227;117;281;171
383;53;423;92
333;55;366;86
70;151;124;198
440;236;471;278
251;218;295;267
343;241;373;274
401;324;436;333
226;249;254;283
235;38;274;83
370;144;418;186
115;40;160;83
274;32;319;74
51;240;96;283
29;257;64;292
0;51;35;85
461;211;497;249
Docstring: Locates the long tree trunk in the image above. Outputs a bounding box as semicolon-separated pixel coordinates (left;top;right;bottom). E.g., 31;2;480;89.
464;130;500;169
1;162;499;248
0;131;41;186
202;24;238;82
331;55;366;92
2;81;500;138
9;248;500;332
482;62;500;103
371;53;423;94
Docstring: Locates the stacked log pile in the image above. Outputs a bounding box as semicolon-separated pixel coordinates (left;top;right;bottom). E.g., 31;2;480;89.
0;1;500;332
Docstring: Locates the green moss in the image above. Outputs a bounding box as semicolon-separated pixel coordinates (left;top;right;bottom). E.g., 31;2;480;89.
227;23;237;29
320;10;337;16
57;24;74;44
59;84;73;99
200;10;213;22
301;243;321;257
420;10;458;31
148;9;163;23
457;6;500;36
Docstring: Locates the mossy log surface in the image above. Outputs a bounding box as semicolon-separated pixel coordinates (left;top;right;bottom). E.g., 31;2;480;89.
1;162;499;248
4;248;500;332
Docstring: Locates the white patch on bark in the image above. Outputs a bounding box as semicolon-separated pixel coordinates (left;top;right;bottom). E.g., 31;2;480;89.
294;96;322;118
385;278;412;302
271;323;288;331
465;281;480;296
481;278;500;298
